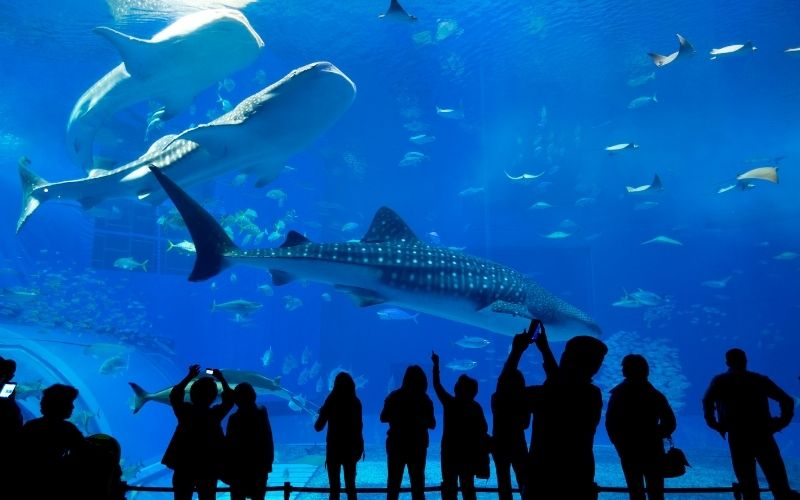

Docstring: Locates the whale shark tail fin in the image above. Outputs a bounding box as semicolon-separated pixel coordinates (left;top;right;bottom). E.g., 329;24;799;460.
128;382;152;414
148;166;238;281
17;157;50;234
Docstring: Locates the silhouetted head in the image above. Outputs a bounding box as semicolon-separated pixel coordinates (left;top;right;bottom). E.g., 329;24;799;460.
190;377;218;407
0;356;15;382
401;365;428;393
725;348;747;371
40;384;79;420
454;374;478;400
331;371;356;399
621;354;649;381
87;433;122;463
560;335;608;382
233;382;257;408
497;368;525;394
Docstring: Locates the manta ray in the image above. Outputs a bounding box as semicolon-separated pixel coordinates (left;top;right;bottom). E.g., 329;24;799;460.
18;61;356;233
149;167;601;340
67;8;264;171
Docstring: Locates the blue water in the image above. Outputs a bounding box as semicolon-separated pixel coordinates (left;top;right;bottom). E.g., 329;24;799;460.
1;0;799;495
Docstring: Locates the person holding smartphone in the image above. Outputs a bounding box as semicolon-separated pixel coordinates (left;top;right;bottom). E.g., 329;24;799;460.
162;365;234;500
503;319;608;500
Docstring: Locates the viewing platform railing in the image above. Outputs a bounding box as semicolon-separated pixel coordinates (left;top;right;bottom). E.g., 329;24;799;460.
124;482;769;499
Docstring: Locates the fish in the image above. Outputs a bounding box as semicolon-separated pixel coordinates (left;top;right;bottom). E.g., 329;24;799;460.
505;171;545;184
736;166;778;184
211;299;263;315
377;307;419;323
436;106;464;119
574;197;596;208
459;187;485;197
167;240;196;254
321;292;332;302
128;370;298;414
612;294;643;308
627;94;657;109
17;61;357;233
99;355;129;376
409;134;436;144
627;71;655;87
641;236;683;246
113;257;147;271
283;295;303;311
543;231;572;239
67;9;264;171
629;289;663;307
455;336;491;349
785;47;800;55
710;41;757;60
605;143;639;152
702;276;732;288
446;359;477;371
529;201;553;210
773;252;799;261
148;167;602;340
301;346;312;365
261;346;273;367
341;222;360;232
378;0;417;22
634;201;659;210
626;174;663;193
648;33;694;67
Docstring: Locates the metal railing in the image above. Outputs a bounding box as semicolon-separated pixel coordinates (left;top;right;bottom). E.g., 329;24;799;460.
125;482;769;498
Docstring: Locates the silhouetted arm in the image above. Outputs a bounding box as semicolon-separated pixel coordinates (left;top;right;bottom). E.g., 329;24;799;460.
534;329;558;379
702;377;725;438
425;396;436;430
604;391;622;445
431;351;453;404
314;401;329;432
763;376;794;431
657;391;677;438
171;364;201;412
212;369;235;417
502;333;530;383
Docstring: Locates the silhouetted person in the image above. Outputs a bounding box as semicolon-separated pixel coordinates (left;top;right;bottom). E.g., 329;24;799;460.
505;320;607;500
225;382;274;500
606;354;676;500
491;350;530;500
315;372;364;500
19;383;85;498
380;364;436;500
702;348;798;500
82;433;126;500
162;365;234;500
431;351;489;500
0;356;22;499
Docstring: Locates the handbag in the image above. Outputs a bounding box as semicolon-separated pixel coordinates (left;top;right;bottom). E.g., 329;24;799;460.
662;437;690;478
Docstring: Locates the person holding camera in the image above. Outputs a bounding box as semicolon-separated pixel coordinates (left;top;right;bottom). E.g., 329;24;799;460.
162;365;234;500
702;348;797;500
504;319;607;500
0;356;22;498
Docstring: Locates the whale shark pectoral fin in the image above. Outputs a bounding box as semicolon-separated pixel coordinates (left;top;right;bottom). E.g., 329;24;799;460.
334;285;387;307
270;270;295;286
251;164;283;188
480;300;532;318
93;26;156;78
156;92;195;121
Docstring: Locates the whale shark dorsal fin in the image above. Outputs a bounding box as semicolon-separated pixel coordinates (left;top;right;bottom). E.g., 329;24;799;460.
361;207;419;243
93;26;156;78
281;231;311;248
651;174;663;190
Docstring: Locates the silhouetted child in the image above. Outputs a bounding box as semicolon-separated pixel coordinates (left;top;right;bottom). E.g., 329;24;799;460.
505;320;607;500
225;382;274;500
380;364;436;500
703;348;798;500
19;383;85;498
431;351;489;500
162;365;234;500
315;371;364;500
606;354;676;500
82;433;126;500
0;356;22;499
491;353;530;500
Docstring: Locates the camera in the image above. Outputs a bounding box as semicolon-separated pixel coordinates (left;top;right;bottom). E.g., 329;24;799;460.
205;368;215;375
529;320;543;342
0;383;16;398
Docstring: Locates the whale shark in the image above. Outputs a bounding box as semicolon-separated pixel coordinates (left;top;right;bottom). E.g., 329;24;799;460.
18;61;356;233
67;8;264;171
149;167;601;340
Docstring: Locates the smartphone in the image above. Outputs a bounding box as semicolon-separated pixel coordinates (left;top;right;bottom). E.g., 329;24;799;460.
0;383;16;398
529;320;543;342
205;369;214;375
